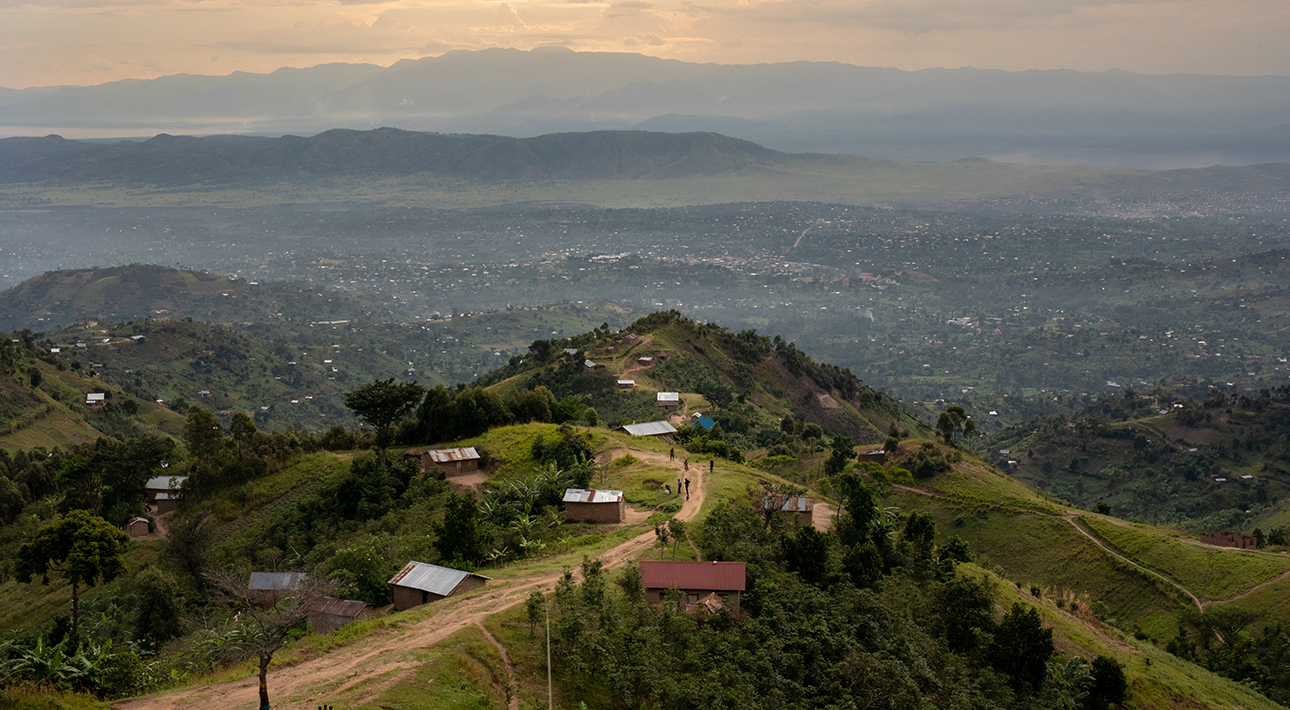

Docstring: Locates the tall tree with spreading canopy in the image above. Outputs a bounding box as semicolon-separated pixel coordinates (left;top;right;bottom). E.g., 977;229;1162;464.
936;405;977;445
344;377;426;454
16;510;130;640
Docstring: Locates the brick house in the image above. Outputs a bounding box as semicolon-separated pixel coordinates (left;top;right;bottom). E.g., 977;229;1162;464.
640;560;746;615
387;561;490;611
563;488;625;523
404;447;481;476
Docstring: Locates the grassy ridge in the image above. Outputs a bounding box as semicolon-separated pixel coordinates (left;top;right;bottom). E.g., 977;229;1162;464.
1079;515;1290;602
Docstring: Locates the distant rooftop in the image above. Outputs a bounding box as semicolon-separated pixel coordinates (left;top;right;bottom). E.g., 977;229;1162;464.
620;420;677;437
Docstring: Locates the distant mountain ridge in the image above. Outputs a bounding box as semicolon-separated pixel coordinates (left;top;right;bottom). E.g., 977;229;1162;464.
4;48;1290;168
4;128;1290;212
0;129;807;185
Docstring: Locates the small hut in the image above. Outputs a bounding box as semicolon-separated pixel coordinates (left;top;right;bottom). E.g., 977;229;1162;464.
762;495;815;527
388;562;490;611
404;447;481;476
307;597;368;634
124;517;150;538
144;475;187;514
563;489;625;523
619;421;677;439
656;392;681;409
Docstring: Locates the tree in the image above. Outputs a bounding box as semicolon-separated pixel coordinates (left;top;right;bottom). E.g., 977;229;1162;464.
526;590;545;637
783;525;831;584
988;602;1054;693
16;510;130;640
205;569;336;710
434;492;485;565
1086;655;1128;710
654;520;672;559
935;405;976;446
666;518;689;559
824;435;856;476
183;405;225;460
344;378;426;450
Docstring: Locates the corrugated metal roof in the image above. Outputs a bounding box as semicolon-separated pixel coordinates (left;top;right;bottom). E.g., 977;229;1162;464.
763;495;814;513
657;392;680;401
387;561;490;595
424;447;480;463
563;488;623;504
248;572;308;591
640;561;746;591
145;475;187;490
617;379;635;385
307;596;368;618
620;420;677;437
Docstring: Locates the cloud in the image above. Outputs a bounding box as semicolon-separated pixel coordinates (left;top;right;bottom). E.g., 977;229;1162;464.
492;2;527;27
215;19;438;54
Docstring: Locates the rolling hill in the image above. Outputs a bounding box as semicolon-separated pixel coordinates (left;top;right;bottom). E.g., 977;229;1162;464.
2;313;1290;708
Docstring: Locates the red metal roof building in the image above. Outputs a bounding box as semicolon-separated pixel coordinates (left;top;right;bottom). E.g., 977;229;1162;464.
640;560;746;615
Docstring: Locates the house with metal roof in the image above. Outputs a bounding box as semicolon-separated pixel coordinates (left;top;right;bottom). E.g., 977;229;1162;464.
640;560;746;615
617;379;635;389
858;448;887;464
404;447;481;476
124;517;150;538
85;392;106;407
762;495;815;528
307;597;369;634
563;488;625;523
656;392;681;408
388;561;491;611
619;420;677;439
144;475;187;514
248;572;308;607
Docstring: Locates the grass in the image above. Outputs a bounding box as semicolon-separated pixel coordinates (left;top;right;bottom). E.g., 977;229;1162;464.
888;492;1190;633
973;563;1286;710
0;688;110;710
1079;515;1290;601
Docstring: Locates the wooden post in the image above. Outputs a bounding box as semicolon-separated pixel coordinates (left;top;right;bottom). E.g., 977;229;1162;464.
546;602;553;710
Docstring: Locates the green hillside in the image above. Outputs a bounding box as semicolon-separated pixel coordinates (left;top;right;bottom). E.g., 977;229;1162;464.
0;264;407;333
982;385;1290;534
0;335;185;450
2;314;1289;709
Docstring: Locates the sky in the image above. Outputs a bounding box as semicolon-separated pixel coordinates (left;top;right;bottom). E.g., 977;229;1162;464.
1;0;1288;89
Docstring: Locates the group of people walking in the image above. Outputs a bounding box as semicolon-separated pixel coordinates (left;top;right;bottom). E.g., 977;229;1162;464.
666;447;710;500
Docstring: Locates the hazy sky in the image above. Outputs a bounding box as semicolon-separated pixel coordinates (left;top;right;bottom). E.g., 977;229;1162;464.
2;0;1287;88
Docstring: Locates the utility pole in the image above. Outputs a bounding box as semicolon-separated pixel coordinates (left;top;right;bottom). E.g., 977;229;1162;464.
546;601;553;710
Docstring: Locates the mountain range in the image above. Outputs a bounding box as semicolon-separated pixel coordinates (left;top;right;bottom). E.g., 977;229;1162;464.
4;48;1290;169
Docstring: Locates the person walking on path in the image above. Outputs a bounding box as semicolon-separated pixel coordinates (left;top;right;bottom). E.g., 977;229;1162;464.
684;477;690;499
677;476;682;495
709;459;714;474
684;458;689;472
670;447;675;461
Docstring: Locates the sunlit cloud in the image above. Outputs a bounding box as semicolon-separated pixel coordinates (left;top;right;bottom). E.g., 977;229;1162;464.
0;0;1287;87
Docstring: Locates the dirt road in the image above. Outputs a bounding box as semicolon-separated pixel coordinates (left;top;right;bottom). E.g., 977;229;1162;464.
115;447;708;710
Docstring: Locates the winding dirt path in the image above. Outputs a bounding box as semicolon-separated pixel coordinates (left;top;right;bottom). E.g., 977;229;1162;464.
115;447;708;710
1062;515;1204;610
1205;568;1290;609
